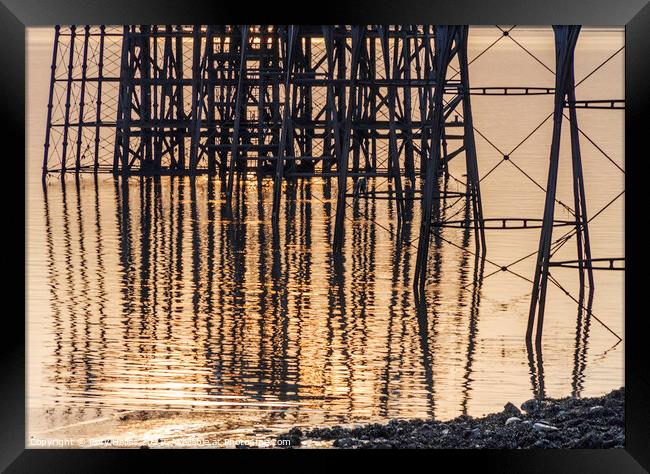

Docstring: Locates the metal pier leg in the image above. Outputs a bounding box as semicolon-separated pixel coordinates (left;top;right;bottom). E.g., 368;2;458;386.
188;25;204;172
42;25;61;182
60;25;77;178
151;26;160;169
303;36;315;174
206;27;216;175
256;26;268;179
567;56;595;301
74;26;90;174
527;26;581;344
175;25;186;170
114;26;133;176
414;25;457;296
189;25;213;172
138;25;153;170
322;26;340;176
402;26;416;187
272;25;298;222
93;26;105;172
225;26;249;217
333;26;364;254
379;26;405;218
458;25;487;255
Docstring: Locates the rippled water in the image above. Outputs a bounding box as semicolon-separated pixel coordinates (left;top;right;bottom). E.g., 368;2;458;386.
26;26;624;443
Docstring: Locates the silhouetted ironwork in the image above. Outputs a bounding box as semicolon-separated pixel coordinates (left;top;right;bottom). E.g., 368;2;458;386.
42;24;486;259
527;26;594;345
413;25;485;298
41;25;624;345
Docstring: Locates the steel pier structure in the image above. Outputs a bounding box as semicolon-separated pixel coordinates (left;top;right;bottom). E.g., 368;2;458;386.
42;25;621;342
42;24;486;277
42;26;480;181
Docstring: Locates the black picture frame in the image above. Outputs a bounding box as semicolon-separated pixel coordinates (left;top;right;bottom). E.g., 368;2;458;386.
5;0;648;471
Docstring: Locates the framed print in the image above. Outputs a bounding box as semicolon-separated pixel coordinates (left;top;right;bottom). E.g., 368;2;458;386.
4;0;649;471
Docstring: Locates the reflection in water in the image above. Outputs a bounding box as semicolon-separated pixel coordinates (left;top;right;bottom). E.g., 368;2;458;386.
527;340;546;401
526;286;595;401
34;175;610;437
571;290;595;398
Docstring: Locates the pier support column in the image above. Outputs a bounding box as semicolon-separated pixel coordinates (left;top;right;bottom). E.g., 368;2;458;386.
114;26;133;175
332;26;365;254
414;25;459;297
272;25;299;223
42;25;61;181
379;25;405;218
527;25;593;344
224;26;249;217
457;26;487;255
412;25;487;297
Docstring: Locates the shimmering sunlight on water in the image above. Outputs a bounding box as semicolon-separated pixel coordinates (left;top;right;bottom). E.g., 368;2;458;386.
26;26;624;445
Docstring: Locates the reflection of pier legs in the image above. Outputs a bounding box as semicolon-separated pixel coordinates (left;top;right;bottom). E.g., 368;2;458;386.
460;230;486;415
526;339;546;400
571;290;594;397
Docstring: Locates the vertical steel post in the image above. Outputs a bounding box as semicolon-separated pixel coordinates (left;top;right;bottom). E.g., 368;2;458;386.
402;26;416;186
175;25;186;170
379;25;405;217
567;50;595;301
189;25;204;172
225;26;249;216
322;26;339;175
60;25;77;177
457;25;487;254
42;25;61;181
205;27;216;175
136;25;153;170
414;25;457;296
93;25;106;172
272;25;298;222
226;25;248;216
114;26;133;175
527;26;582;344
302;35;314;172
333;26;364;254
74;25;90;173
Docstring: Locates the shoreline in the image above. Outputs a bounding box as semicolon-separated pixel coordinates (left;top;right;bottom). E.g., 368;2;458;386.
277;387;625;449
